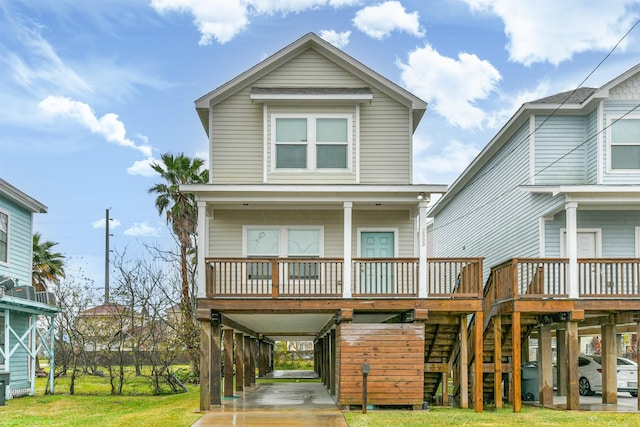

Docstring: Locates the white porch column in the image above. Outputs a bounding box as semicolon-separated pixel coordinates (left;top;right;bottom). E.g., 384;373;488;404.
342;202;352;298
418;199;429;298
197;201;208;299
565;202;579;298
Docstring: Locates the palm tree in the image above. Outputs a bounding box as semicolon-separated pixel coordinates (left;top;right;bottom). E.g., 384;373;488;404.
148;153;208;373
32;232;66;292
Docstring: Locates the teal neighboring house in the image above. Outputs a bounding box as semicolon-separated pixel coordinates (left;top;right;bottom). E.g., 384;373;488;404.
0;179;57;399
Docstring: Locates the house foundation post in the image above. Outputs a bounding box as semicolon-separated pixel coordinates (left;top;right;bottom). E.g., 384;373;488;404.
243;336;252;388
330;329;337;396
459;314;468;409
556;328;567;396
494;315;503;408
538;324;553;407
199;317;211;411
223;329;234;398
210;312;222;406
565;320;580;410
250;339;257;385
512;312;522;413
601;319;617;404
235;332;244;392
474;310;483;413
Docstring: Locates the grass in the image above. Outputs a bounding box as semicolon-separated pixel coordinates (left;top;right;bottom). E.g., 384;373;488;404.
344;405;640;427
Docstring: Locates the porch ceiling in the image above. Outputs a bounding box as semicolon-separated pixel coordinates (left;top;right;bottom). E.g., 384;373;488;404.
223;312;334;342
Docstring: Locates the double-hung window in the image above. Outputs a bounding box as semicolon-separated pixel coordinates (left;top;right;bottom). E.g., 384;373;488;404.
609;117;640;171
0;211;8;264
274;114;350;170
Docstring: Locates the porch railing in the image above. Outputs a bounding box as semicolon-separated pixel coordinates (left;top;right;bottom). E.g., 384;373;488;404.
205;257;483;299
487;258;640;302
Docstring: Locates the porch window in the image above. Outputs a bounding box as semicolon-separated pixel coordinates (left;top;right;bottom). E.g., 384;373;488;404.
609;117;640;171
246;229;279;279
287;229;320;279
273;115;350;170
0;211;8;264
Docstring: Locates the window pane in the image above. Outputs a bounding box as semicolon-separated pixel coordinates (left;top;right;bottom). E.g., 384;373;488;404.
317;145;347;168
246;229;279;256
276;145;307;168
317;118;347;142
276;118;307;142
612;145;640;169
248;261;272;280
0;213;7;263
611;119;640;143
289;261;319;279
288;229;319;256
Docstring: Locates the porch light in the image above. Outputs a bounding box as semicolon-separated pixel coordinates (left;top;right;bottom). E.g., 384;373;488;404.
417;192;426;201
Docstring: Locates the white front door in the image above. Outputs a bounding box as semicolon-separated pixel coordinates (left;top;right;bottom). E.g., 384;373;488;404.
561;230;599;257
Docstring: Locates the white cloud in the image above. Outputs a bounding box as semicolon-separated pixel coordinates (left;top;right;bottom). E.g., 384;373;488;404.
463;0;640;66
353;1;424;40
319;30;351;48
38;95;153;157
398;44;501;129
150;0;360;45
127;157;159;177
124;222;160;237
92;218;122;229
486;80;551;129
414;139;481;184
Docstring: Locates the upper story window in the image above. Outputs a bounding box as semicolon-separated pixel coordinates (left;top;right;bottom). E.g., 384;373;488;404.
608;117;640;171
273;114;350;171
0;211;8;264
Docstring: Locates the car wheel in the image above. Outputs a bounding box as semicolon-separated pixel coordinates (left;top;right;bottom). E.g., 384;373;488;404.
578;377;594;396
630;392;637;398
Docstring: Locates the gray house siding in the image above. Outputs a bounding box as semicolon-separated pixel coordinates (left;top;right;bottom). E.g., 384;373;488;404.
545;210;640;257
434;123;558;282
534;115;586;185
0;195;33;285
584;109;599;184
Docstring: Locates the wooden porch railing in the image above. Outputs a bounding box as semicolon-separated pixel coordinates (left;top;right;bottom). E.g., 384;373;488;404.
205;257;483;298
487;258;640;303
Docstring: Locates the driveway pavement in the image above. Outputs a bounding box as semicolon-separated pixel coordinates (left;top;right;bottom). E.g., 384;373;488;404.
192;377;348;426
552;392;638;412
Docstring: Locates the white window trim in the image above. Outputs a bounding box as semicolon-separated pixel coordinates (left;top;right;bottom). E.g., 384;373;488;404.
242;225;325;257
560;228;602;257
0;209;9;267
605;114;640;174
635;227;640;257
356;228;399;257
270;113;352;172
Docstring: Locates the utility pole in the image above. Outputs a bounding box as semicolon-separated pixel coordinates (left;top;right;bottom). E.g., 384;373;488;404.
105;208;110;303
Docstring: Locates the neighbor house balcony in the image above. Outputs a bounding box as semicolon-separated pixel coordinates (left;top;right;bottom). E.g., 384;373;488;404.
486;258;640;308
204;257;483;299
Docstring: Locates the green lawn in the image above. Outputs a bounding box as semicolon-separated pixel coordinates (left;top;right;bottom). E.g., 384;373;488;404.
344;406;640;427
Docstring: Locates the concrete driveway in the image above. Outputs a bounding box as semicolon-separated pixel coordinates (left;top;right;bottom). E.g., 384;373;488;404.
552;392;638;412
192;381;348;426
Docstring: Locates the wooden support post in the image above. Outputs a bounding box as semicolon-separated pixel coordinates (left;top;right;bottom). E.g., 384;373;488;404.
566;321;580;410
474;310;483;413
250;339;257;384
258;340;265;378
210;314;222;406
538;324;553;407
235;332;244;392
494;315;503;408
556;328;567;396
324;336;329;387
330;329;337;396
243;336;251;388
512;312;521;413
459;314;468;409
199;318;211;411
442;370;449;406
602;321;617;404
223;329;234;398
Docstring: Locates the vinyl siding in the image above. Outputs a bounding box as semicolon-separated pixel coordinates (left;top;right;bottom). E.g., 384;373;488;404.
584;109;599;184
209;49;412;185
545;210;640;257
209;209;415;258
602;98;640;184
0;195;33;285
534;115;586;184
433;123;564;282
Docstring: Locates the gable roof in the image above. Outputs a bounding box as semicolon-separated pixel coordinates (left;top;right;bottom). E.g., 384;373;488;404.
0;179;47;213
429;63;640;217
195;33;427;136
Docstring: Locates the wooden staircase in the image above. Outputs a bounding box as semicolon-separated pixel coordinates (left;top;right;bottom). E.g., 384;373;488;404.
423;322;460;402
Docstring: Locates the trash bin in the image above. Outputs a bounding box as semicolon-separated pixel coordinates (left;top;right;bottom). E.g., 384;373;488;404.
521;362;539;401
0;372;10;406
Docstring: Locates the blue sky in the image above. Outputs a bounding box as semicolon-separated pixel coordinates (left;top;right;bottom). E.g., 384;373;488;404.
1;0;639;292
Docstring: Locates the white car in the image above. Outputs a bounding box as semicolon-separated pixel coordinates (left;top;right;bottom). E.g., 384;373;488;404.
574;354;637;397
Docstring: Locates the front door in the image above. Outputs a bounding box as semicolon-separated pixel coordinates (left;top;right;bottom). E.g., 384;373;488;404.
562;231;598;257
361;232;394;293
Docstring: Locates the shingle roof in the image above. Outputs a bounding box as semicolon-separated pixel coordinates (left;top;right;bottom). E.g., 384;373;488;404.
531;87;597;104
